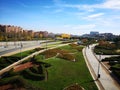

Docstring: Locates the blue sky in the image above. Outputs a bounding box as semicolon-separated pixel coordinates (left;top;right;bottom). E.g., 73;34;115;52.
0;0;120;35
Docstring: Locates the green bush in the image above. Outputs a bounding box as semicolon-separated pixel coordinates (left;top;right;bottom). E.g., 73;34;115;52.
29;66;39;73
22;68;44;81
112;70;120;80
0;56;21;70
94;45;120;55
69;43;83;51
94;48;120;55
0;63;10;69
69;43;79;47
102;56;120;62
75;47;83;51
8;76;26;88
34;47;44;51
0;75;26;87
43;63;51;68
110;64;120;70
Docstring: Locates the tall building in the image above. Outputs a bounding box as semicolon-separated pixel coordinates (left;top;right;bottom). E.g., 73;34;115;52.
90;31;99;36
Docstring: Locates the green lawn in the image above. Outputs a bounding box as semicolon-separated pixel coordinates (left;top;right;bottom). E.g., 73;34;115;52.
25;45;98;90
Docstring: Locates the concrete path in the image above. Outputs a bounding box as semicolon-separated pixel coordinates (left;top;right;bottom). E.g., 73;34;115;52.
85;44;120;90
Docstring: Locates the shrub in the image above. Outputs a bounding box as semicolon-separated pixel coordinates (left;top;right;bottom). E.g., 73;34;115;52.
34;60;51;68
75;47;83;51
22;68;44;81
69;43;83;51
0;75;26;87
8;76;26;88
29;66;39;73
44;63;51;68
102;56;120;62
34;47;44;51
112;70;120;80
110;64;120;70
69;43;79;47
57;53;75;61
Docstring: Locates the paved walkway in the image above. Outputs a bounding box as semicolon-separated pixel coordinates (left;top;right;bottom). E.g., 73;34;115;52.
85;44;120;90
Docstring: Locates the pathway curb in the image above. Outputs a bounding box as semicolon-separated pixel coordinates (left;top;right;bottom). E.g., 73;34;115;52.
82;47;104;90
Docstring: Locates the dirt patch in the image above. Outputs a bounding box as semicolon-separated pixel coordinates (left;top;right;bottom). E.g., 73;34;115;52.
0;84;13;90
64;83;85;90
14;62;34;72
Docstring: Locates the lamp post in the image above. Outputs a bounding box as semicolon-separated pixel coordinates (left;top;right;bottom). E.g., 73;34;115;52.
46;39;47;50
97;52;102;80
20;42;23;59
20;30;22;60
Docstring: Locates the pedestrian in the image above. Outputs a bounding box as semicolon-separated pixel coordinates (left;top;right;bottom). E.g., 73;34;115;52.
88;45;89;49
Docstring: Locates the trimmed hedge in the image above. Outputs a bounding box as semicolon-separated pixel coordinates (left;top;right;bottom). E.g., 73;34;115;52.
22;67;44;81
0;56;21;70
69;43;83;51
112;70;120;80
110;64;120;70
0;75;26;87
102;56;120;80
102;56;120;62
0;47;45;70
94;45;120;55
34;47;44;51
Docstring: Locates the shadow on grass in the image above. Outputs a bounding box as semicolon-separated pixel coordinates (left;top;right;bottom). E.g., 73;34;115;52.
80;80;95;84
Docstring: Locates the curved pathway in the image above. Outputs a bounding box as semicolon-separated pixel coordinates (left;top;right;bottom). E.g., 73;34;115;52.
84;44;120;90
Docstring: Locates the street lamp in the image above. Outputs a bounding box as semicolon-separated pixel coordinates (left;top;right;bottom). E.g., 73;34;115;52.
97;52;102;80
20;42;23;59
46;39;47;50
20;30;22;60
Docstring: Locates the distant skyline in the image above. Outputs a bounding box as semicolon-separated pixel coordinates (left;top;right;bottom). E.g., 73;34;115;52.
0;0;120;35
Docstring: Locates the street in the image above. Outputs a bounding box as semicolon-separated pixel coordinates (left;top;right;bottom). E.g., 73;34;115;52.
0;40;56;56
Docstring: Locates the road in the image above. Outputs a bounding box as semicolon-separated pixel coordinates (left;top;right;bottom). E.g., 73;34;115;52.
85;44;120;90
0;40;58;56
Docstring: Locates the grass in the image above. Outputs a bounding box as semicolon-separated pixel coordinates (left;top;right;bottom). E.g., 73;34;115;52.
25;45;98;90
12;49;36;58
0;44;98;90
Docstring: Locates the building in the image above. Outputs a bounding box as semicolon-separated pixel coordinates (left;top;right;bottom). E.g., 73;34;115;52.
90;31;99;36
61;33;71;39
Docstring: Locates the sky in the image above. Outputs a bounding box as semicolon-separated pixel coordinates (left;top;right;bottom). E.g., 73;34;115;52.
0;0;120;35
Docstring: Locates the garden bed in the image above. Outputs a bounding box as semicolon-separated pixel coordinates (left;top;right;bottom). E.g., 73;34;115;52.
0;44;97;90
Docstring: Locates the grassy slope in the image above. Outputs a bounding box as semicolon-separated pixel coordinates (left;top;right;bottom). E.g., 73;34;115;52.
26;45;98;90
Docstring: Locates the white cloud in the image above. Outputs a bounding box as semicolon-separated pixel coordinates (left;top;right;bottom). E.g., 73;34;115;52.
102;0;120;9
85;0;120;10
62;0;120;11
63;4;95;12
87;13;104;18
